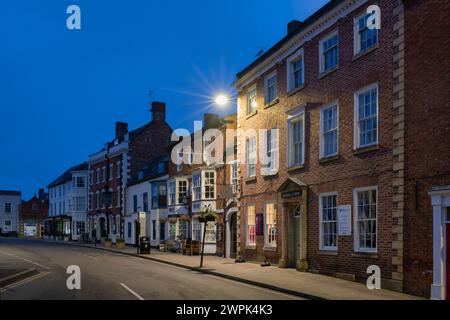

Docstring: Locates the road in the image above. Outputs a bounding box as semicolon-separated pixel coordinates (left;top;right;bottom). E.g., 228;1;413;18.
0;238;301;300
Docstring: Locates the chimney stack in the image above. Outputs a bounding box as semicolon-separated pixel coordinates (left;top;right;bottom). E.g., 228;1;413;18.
115;122;128;138
151;101;166;122
203;113;220;130
287;20;302;35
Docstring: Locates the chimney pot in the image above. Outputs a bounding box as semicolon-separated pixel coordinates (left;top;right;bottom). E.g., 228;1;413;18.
115;122;128;138
151;101;166;121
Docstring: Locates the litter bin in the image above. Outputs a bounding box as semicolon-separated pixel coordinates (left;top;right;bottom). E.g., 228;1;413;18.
139;236;150;254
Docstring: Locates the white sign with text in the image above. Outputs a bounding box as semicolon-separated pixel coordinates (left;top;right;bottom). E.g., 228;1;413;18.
338;205;352;236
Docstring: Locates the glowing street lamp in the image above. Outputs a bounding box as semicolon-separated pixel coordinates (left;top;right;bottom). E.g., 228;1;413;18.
214;94;229;107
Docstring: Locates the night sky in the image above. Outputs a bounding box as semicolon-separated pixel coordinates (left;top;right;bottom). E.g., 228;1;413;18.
0;0;329;199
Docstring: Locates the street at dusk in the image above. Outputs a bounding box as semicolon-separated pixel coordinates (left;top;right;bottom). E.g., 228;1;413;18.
1;0;450;314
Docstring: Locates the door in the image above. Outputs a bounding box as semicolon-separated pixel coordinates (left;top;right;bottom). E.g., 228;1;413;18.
447;222;450;300
99;218;107;238
230;213;237;258
293;206;301;264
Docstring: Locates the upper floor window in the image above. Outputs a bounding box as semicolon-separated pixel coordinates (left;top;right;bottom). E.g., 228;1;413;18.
264;73;277;105
287;49;304;92
246;85;257;115
151;182;167;209
354;187;377;253
116;161;121;178
109;164;114;181
168;181;176;206
319;32;339;73
287;109;305;167
193;174;201;201
246;136;256;178
89;171;93;186
76;176;85;188
4;203;12;213
178;180;188;204
355;83;378;148
143;192;148;212
102;167;106;182
96;168;100;184
231;161;238;194
204;171;215;199
320;193;338;251
320;103;339;158
354;13;379;55
133;194;138;213
262;129;278;175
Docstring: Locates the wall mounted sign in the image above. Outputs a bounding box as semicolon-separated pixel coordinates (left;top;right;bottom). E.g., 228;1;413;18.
256;214;264;236
281;190;302;199
338;205;352;236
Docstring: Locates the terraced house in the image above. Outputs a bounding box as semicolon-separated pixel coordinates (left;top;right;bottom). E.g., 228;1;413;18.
233;0;450;298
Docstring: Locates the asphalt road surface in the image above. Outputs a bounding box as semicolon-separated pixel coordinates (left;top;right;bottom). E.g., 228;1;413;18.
0;238;301;300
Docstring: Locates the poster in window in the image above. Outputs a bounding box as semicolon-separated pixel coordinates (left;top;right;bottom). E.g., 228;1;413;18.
256;213;264;236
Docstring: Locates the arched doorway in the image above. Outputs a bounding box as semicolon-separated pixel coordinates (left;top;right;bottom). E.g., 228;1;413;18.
98;217;107;238
229;212;237;258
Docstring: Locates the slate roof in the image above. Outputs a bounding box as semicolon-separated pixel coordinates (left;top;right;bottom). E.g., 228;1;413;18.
47;162;88;188
0;190;21;196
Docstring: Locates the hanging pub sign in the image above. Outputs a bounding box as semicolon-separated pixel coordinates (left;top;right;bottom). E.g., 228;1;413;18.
281;190;302;199
256;214;264;236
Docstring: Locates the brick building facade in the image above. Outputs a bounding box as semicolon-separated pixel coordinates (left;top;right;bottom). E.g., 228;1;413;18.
87;101;172;242
19;190;48;239
232;0;450;296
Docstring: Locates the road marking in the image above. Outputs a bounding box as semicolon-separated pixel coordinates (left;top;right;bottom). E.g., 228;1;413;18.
0;272;50;292
120;283;144;300
0;250;51;270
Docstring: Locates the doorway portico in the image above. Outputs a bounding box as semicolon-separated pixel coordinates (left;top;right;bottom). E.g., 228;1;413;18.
277;177;308;271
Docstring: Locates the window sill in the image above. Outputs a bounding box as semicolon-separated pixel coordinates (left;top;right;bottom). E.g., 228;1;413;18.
245;110;258;119
287;164;305;172
318;154;340;165
353;43;380;62
244;176;257;183
352;252;378;259
245;245;256;250
261;171;278;179
318;250;338;256
264;98;279;109
287;84;306;97
353;144;379;156
263;246;277;252
318;66;339;79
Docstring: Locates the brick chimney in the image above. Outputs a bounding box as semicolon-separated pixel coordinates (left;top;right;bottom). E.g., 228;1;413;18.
287;20;302;35
203;113;220;130
115;122;128;138
151;101;166;122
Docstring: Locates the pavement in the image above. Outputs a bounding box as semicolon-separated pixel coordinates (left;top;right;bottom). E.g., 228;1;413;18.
40;238;420;300
0;237;302;300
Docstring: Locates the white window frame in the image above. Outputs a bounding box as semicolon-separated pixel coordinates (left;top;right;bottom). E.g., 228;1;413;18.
102;167;106;182
354;83;379;149
4;202;12;213
203;170;215;200
320;101;339;158
286;105;305;168
246;85;257;115
353;11;379;55
264;201;277;248
168;180;176;206
319;192;338;251
109;164;114;181
353;186;378;253
246;136;256;178
230;161;238;194
246;204;256;246
177;179;188;204
286;48;305;93
193;173;201;201
264;72;278;105
319;30;339;74
116;161;121;179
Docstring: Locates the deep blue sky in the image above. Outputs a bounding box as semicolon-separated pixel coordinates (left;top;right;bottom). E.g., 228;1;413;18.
0;0;328;199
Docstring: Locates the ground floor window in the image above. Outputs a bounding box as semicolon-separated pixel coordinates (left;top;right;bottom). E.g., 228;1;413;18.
160;222;165;240
152;220;156;240
354;187;377;252
4;220;12;231
205;221;216;242
265;202;277;247
178;220;189;239
127;222;132;238
320;193;338;250
169;222;177;240
246;205;256;245
76;221;85;235
193;219;201;241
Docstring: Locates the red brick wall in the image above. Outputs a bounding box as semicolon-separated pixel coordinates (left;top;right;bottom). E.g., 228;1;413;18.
237;0;397;281
403;0;450;298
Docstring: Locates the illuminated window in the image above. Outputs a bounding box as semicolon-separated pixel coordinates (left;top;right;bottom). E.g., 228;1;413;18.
265;202;276;247
247;205;256;246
